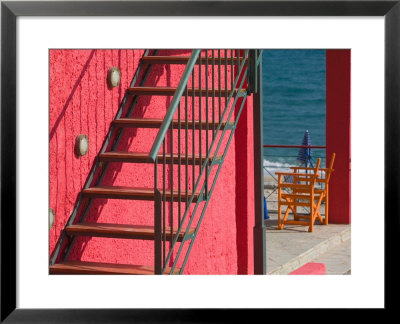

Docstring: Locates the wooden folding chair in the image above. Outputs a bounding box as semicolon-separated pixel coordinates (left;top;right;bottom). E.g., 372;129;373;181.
276;158;323;232
290;153;335;225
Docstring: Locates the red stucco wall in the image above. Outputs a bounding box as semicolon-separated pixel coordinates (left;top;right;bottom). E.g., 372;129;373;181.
49;49;254;274
234;75;255;274
326;49;351;224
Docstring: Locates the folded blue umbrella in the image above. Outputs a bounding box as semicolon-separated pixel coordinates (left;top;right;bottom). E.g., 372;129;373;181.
284;130;312;183
297;130;313;167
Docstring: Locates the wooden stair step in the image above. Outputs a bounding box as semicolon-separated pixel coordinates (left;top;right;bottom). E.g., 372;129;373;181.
112;117;233;129
50;261;180;275
65;223;194;242
82;186;200;202
128;86;245;97
98;151;221;165
142;56;247;65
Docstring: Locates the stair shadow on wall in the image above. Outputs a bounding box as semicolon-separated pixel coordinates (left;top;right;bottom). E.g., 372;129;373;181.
65;51;180;263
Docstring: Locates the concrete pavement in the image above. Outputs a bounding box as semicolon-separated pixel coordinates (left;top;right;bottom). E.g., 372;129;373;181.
264;184;351;275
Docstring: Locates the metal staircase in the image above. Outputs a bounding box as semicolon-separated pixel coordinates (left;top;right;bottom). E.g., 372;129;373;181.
49;49;263;275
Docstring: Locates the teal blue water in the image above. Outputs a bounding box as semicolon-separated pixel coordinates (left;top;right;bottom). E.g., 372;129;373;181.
262;49;326;169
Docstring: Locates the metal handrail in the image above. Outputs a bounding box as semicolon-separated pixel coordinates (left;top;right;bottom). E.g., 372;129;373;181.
170;52;251;273
151;49;258;274
175;64;251;273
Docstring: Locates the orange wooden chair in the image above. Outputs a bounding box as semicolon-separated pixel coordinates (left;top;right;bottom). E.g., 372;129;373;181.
290;153;335;225
276;158;323;232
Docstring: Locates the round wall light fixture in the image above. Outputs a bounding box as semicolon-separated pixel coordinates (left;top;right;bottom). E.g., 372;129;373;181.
75;134;89;157
49;208;55;230
107;67;121;88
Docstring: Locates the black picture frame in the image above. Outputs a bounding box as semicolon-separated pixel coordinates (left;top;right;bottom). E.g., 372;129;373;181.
1;0;398;321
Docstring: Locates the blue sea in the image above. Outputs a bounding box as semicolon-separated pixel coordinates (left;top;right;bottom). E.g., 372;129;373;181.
262;50;326;171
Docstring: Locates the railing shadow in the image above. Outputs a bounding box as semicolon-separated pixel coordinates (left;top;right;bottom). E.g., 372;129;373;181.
49;50;96;141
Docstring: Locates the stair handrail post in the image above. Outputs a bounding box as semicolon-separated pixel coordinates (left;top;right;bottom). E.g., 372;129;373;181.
252;49;266;274
247;49;257;94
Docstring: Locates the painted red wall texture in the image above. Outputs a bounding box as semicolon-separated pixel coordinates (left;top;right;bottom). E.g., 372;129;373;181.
326;50;351;224
49;49;255;274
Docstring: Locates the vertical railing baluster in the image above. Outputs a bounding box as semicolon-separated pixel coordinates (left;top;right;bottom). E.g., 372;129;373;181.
231;49;234;90
237;49;240;83
170;119;173;249
185;86;189;210
192;68;195;193
154;162;162;274
199;53;202;186
205;50;209;198
224;49;228;106
212;51;215;140
224;49;228;128
218;49;221;123
162;139;166;268
178;103;181;228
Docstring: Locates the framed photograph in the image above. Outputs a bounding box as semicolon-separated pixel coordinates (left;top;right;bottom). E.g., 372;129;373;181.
1;0;397;321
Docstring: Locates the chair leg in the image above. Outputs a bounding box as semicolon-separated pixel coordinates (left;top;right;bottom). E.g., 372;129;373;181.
282;206;291;226
314;197;324;224
309;196;322;232
278;206;290;230
286;201;296;218
308;205;315;232
308;222;314;232
315;196;326;225
280;197;294;230
313;195;325;231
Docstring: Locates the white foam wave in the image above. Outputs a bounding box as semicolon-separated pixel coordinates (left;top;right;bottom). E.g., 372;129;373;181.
263;159;326;179
263;159;294;173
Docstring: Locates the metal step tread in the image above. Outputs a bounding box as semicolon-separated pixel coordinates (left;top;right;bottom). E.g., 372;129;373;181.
50;260;180;275
128;86;245;96
82;185;200;202
98;151;221;165
112;117;234;129
65;222;194;241
142;55;247;65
